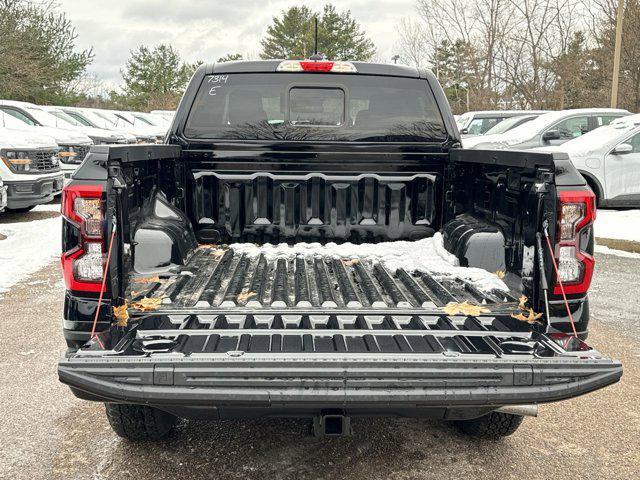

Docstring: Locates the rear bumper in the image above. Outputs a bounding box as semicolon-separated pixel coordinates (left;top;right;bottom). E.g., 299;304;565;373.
4;174;63;209
59;354;622;418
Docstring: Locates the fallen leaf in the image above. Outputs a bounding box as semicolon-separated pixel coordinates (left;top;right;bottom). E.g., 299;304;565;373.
343;259;359;266
443;301;490;317
212;249;227;258
511;308;543;324
518;295;528;310
494;270;505;279
113;303;130;327
130;297;164;312
199;244;218;249
132;276;160;284
237;291;257;302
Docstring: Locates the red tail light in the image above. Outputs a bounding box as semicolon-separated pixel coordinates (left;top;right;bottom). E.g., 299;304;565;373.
61;184;105;293
299;61;335;72
553;189;595;295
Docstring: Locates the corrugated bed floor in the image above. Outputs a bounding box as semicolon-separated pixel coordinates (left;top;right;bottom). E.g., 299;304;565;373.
127;245;520;312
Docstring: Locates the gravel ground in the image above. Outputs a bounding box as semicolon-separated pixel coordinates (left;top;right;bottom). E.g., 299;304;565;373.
0;242;638;479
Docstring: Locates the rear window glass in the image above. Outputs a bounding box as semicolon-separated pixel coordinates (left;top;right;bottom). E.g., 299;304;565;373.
185;73;447;142
289;87;344;126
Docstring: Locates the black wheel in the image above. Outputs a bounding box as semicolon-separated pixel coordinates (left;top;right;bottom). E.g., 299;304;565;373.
105;403;177;441
455;412;524;439
7;206;35;213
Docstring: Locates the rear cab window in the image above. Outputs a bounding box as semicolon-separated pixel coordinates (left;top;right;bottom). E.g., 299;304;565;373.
184;73;447;142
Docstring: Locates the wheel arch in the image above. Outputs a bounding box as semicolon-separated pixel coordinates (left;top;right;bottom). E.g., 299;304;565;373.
577;170;604;206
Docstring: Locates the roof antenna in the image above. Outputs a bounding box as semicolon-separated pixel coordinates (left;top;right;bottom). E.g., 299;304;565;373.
309;17;323;60
314;17;318;55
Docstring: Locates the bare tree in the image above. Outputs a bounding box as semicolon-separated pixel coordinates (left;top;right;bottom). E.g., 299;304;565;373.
396;0;640;111
395;17;430;68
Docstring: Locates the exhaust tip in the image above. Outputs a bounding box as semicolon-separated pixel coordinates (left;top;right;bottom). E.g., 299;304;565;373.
495;404;539;417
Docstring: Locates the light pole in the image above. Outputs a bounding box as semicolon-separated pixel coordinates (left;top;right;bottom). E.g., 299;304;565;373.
611;0;625;108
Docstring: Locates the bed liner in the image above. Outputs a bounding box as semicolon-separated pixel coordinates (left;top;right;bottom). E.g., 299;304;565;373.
128;245;520;314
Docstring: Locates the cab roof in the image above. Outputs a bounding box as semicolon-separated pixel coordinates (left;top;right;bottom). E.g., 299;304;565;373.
207;60;422;78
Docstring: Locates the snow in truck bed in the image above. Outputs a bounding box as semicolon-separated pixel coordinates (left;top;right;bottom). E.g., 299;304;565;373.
230;232;508;293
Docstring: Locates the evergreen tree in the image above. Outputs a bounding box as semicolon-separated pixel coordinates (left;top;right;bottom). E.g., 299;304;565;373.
260;4;375;61
217;53;243;63
119;44;199;110
0;0;93;104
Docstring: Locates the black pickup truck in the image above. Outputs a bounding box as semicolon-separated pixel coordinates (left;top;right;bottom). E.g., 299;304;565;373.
58;60;622;441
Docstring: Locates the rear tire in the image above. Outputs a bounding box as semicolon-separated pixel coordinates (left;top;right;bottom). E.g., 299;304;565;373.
105;403;177;441
455;412;524;439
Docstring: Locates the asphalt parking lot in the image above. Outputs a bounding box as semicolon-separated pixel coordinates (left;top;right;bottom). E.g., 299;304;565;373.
0;211;639;480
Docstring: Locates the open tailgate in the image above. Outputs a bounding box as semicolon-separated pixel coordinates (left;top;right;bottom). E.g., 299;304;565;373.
59;311;622;409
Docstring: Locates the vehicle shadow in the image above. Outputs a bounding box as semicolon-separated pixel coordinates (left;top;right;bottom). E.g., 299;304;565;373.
89;416;517;480
0;198;60;224
0;209;59;224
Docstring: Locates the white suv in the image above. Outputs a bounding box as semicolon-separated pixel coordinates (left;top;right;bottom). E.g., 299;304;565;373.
0;100;93;181
537;114;640;207
0;127;63;212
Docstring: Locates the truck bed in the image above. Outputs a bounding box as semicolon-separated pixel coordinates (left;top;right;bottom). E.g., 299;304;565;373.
114;244;542;358
130;245;521;313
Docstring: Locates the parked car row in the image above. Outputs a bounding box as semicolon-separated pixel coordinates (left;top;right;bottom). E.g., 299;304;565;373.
0;100;174;212
456;110;549;137
459;108;638;206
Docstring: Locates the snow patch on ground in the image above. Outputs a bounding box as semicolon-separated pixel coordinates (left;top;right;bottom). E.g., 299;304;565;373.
595;210;640;242
594;244;640;259
230;232;508;292
0;204;61;294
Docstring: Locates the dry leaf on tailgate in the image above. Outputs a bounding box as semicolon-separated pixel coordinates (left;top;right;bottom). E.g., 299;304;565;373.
518;295;528;310
511;308;543;324
343;259;360;266
130;297;164;312
132;276;160;284
212;249;227;258
237;291;257;303
112;303;129;327
494;270;506;279
443;301;490;317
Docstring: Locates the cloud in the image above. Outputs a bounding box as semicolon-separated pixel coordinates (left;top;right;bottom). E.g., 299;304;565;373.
58;0;416;84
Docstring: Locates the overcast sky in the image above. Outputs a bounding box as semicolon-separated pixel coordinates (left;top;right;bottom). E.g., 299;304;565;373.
58;0;417;90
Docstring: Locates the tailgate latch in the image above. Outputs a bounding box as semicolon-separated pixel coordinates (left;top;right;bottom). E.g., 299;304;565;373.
513;365;534;386
153;365;175;386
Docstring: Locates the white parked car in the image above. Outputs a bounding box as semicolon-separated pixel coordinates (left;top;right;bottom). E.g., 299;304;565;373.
150;110;175;124
463;108;631;150
37;105;133;144
456;110;548;137
537;114;640;207
482;114;545;136
0;127;63;212
87;109;161;143
56;106;138;144
128;110;171;130
111;110;166;141
0;101;93;181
